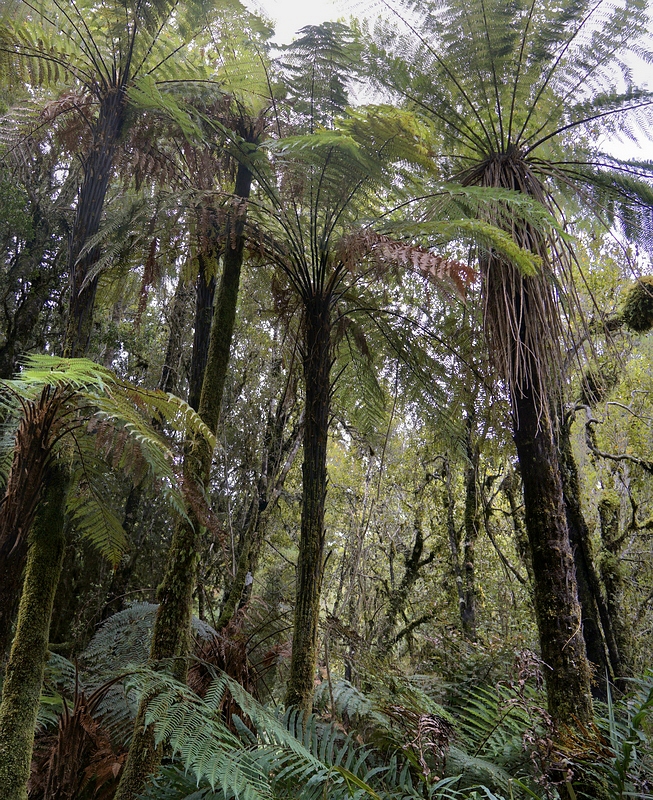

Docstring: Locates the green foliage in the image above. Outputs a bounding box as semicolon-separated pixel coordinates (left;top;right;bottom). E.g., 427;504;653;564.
0;355;213;564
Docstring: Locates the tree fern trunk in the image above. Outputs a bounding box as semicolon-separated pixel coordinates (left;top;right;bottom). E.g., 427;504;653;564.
0;387;63;656
114;162;252;800
513;387;593;726
0;465;67;800
63;87;126;358
285;294;331;711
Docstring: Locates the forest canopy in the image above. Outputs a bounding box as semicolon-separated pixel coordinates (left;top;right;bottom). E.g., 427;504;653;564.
0;0;653;798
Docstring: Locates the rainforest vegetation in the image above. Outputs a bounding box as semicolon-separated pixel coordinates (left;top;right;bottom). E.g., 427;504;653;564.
1;0;653;798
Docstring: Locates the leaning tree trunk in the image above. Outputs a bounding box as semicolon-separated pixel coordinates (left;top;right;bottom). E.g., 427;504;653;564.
0;465;67;800
285;294;332;712
513;382;593;726
114;163;252;800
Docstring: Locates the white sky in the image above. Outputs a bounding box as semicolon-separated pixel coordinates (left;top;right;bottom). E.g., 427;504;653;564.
246;0;349;42
247;0;650;160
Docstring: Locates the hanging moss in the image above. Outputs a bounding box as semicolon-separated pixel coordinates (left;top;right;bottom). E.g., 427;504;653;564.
621;275;653;333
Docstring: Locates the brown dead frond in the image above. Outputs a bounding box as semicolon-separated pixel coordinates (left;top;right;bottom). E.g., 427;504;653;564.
385;704;455;779
0;384;67;563
29;680;126;800
337;229;474;298
189;612;259;729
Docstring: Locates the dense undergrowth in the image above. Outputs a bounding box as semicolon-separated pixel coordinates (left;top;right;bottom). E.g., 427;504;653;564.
26;602;653;800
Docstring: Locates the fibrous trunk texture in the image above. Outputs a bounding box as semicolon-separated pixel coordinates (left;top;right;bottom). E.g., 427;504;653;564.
188;256;217;412
285;294;331;711
0;465;67;800
114;163;252;800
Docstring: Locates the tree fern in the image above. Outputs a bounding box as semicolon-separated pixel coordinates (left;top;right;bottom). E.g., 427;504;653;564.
0;355;213;565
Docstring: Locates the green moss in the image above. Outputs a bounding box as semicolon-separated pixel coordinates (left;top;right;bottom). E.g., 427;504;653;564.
0;466;67;800
621;276;653;333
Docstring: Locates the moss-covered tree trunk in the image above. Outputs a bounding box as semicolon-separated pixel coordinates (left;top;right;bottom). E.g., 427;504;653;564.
559;420;622;697
188;255;218;412
462;414;479;640
502;468;533;584
598;496;633;683
513;386;593;726
159;274;194;397
285;294;331;711
0;465;67;800
114;163;252;800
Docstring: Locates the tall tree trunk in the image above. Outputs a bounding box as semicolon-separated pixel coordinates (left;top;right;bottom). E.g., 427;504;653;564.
444;460;467;628
0;465;67;800
501;468;533;584
598;496;633;684
285;294;331;711
188;256;217;412
159;275;194;397
559;420;622;697
512;386;593;726
63;87;126;358
114;163;252;800
462;414;479;640
0;89;125;631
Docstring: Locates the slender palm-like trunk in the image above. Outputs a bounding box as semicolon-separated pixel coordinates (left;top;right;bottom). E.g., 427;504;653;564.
0;465;67;799
3;80;127;640
285;294;331;711
472;157;593;725
513;382;593;725
114;163;252;800
188;255;218;412
159;275;194;397
64;87;126;357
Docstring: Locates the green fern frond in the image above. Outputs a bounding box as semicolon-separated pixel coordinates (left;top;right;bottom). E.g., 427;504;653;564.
66;482;128;566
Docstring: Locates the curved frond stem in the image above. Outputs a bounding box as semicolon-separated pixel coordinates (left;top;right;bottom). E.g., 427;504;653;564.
515;0;604;145
377;0;495;149
57;0;112;87
526;98;653;154
0;46;96;86
507;0;537;145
